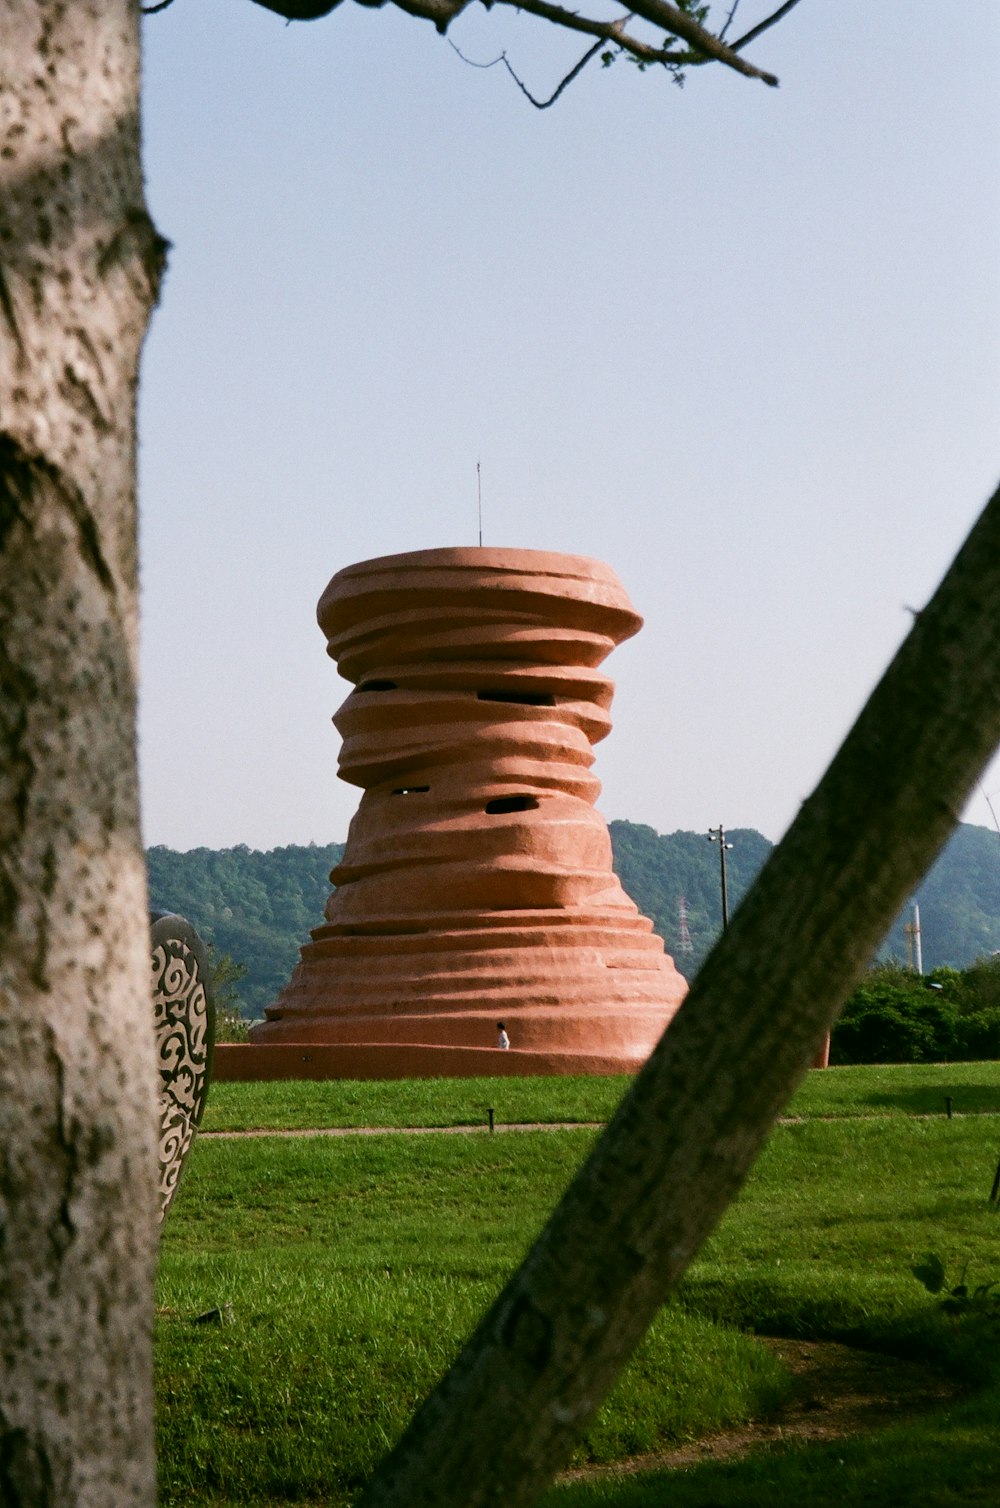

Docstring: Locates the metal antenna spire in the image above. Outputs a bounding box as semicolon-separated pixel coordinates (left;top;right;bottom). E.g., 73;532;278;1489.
477;460;483;547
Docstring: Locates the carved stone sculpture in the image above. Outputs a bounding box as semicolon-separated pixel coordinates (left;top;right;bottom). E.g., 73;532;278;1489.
251;547;687;1073
151;911;215;1218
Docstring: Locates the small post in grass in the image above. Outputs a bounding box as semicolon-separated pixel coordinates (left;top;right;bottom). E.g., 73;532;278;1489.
945;1096;953;1119
488;1107;495;1133
990;1158;1000;1205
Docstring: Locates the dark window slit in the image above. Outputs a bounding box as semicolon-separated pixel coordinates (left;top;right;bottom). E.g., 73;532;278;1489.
358;679;398;692
476;690;555;707
485;795;539;814
391;786;430;795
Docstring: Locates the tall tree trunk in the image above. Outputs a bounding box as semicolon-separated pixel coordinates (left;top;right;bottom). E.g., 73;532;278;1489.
361;482;1000;1507
0;5;164;1503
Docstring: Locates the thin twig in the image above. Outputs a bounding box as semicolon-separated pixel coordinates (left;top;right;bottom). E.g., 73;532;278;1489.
731;0;804;52
448;36;606;106
718;0;742;43
504;38;607;108
447;39;507;68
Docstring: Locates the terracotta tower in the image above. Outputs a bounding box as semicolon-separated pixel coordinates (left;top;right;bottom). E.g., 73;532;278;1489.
250;547;687;1074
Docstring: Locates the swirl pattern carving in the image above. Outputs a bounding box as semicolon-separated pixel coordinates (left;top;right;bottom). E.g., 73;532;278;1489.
151;913;215;1219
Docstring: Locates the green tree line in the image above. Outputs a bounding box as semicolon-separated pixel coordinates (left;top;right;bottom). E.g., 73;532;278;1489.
146;821;999;1020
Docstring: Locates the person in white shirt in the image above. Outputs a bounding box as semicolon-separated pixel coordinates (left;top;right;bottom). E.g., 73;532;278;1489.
496;1021;510;1050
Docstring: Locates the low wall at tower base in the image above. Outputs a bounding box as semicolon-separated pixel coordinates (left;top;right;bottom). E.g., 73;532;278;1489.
212;1042;639;1081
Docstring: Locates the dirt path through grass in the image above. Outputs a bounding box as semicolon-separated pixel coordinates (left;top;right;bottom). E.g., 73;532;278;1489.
199;1121;605;1139
561;1337;962;1482
199;1109;1000;1140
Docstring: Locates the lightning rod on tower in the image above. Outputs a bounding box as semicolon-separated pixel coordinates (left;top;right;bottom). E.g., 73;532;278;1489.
477;460;483;547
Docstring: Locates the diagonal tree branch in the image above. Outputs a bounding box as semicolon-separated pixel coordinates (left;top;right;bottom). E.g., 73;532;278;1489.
457;0;686;68
731;0;805;53
246;0;783;84
593;0;777;80
358;477;1000;1506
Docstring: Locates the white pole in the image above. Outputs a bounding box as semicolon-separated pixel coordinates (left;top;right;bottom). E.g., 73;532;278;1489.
913;902;923;974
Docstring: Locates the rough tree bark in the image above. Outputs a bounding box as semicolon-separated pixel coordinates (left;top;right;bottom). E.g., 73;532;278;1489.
360;484;1000;1507
1;4;996;1507
0;5;165;1503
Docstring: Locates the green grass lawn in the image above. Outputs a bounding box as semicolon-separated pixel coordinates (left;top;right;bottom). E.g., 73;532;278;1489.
200;1061;1000;1134
160;1064;1000;1505
198;1074;627;1133
786;1060;1000;1121
553;1092;1000;1508
158;1131;790;1504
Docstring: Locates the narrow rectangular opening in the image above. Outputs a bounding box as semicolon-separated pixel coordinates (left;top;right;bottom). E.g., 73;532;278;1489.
485;795;539;814
476;690;555;707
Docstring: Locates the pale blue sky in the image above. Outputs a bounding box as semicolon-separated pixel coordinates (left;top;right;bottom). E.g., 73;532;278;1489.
137;0;1000;853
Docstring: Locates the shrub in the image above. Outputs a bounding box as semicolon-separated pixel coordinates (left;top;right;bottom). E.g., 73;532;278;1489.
831;959;1000;1064
832;1003;936;1064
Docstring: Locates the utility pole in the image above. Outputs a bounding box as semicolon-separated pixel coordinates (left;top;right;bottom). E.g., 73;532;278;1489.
707;824;733;931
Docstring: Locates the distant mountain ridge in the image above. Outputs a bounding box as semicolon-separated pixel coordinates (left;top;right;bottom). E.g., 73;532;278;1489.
146;821;1000;1018
609;820;1000;979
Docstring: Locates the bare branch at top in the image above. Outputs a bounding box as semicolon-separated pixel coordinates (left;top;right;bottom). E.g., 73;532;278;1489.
245;0;788;87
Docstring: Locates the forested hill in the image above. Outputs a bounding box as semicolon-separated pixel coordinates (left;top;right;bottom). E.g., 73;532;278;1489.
146;821;1000;1018
147;842;344;1017
609;822;771;979
609;820;1000;980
